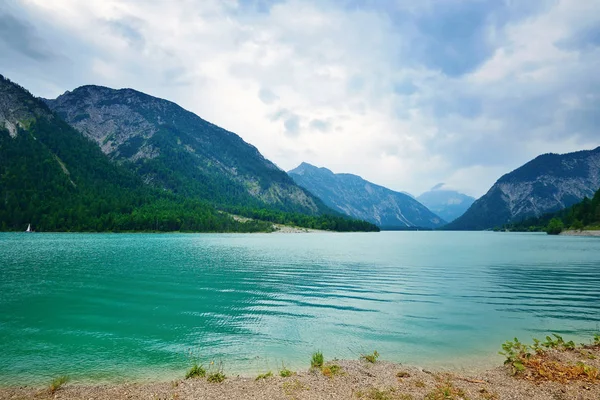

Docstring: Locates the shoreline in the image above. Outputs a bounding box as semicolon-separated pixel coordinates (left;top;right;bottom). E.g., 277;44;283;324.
2;346;598;400
560;229;600;237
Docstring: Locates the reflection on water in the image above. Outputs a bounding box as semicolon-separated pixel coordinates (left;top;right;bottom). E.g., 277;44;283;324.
0;231;599;384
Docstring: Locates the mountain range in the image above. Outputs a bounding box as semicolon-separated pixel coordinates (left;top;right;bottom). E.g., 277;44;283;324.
3;73;599;233
43;85;326;214
446;147;600;230
0;75;377;232
416;184;475;223
288;163;445;229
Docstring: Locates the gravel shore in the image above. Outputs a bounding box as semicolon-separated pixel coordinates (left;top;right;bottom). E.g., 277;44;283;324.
2;346;598;400
560;230;600;237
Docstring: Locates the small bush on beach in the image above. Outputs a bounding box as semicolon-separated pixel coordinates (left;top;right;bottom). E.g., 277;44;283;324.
396;371;410;378
541;333;575;350
500;334;600;383
311;351;324;368
282;379;309;396
255;371;273;381
594;334;600;346
321;363;343;377
355;387;412;400
206;360;226;383
207;371;226;383
361;350;380;363
424;381;466;400
49;375;69;393
185;363;206;379
279;364;294;377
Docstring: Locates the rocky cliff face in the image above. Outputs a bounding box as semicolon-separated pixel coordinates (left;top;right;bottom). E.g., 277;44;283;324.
0;77;53;138
288;163;445;229
446;147;600;230
44;86;325;214
417;185;475;223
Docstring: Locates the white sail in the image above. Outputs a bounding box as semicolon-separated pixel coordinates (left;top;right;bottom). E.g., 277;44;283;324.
26;224;31;232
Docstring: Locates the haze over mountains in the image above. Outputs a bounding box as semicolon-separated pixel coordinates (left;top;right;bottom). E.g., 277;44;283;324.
417;185;475;223
288;162;445;229
447;147;600;230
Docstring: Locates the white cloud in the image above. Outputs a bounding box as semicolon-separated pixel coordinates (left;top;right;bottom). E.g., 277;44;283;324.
2;0;599;198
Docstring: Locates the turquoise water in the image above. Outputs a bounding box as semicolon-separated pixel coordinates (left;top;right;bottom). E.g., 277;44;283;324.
0;231;599;384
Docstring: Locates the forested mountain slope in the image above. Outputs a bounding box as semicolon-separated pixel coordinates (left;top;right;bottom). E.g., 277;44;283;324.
445;147;600;230
288;162;444;229
44;86;327;215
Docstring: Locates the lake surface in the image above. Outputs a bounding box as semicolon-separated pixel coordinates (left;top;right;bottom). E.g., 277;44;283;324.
1;231;599;385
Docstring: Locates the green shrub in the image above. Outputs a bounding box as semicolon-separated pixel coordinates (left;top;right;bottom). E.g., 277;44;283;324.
255;371;273;381
361;350;380;363
49;376;69;393
546;218;564;235
311;351;324;368
279;364;294;377
499;338;531;375
207;371;226;383
185;363;206;379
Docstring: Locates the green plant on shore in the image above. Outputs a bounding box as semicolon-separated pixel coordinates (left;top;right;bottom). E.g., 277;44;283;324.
355;387;412;400
321;363;343;377
49;375;69;393
279;363;294;377
546;218;564;235
255;371;273;381
361;350;380;363
311;351;324;368
282;379;309;397
499;338;531;375
541;334;575;350
207;370;226;383
205;360;226;383
594;333;600;346
185;362;206;379
424;381;467;400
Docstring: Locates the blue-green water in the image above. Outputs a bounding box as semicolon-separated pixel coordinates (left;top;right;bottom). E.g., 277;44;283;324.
0;231;599;384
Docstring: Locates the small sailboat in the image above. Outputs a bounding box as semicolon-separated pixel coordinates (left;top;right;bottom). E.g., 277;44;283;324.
25;224;32;233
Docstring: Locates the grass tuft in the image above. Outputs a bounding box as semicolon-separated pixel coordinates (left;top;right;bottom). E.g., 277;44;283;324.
424;381;466;400
360;350;380;363
185;363;206;379
355;387;413;400
396;371;410;378
311;351;324;368
49;376;69;393
255;371;273;381
279;364;294;377
207;371;226;383
321;363;343;378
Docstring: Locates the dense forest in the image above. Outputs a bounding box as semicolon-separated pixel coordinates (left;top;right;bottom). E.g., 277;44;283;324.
0;75;378;233
500;188;600;234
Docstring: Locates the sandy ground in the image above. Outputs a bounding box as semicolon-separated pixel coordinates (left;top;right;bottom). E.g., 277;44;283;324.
271;224;325;233
2;346;598;400
560;230;600;237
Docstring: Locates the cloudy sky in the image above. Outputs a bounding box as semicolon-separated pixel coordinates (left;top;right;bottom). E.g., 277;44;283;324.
1;0;599;197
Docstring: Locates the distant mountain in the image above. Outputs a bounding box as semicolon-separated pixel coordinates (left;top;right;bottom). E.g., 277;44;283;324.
445;147;600;230
288;163;445;229
43;85;326;215
417;185;475;223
